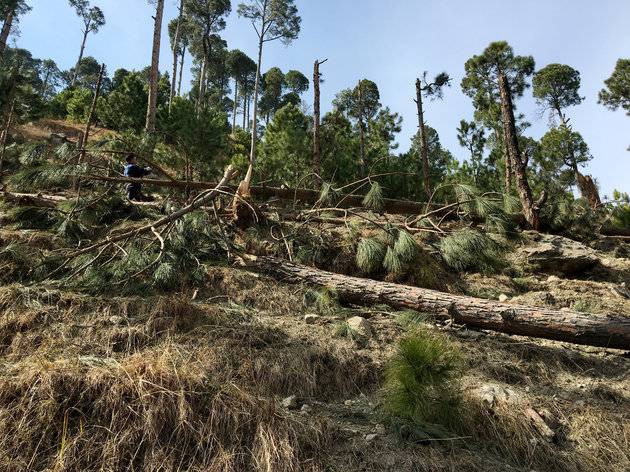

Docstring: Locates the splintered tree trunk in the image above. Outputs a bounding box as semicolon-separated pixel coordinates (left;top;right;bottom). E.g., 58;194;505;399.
415;79;432;198
0;9;14;59
170;0;184;112
313;59;326;184
245;255;630;350
575;170;602;208
146;0;164;134
72;27;90;87
498;73;539;230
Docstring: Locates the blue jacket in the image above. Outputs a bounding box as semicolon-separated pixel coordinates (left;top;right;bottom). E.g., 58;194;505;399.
124;164;151;191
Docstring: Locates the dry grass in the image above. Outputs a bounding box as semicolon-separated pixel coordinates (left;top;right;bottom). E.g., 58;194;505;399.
0;352;332;472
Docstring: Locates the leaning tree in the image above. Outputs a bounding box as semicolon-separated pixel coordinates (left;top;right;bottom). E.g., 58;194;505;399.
461;41;534;192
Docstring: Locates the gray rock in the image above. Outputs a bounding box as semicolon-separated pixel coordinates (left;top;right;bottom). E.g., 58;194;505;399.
304;314;320;325
476;384;519;408
365;433;378;442
519;234;599;275
498;294;509;303
300;404;312;414
347;316;373;339
547;275;561;283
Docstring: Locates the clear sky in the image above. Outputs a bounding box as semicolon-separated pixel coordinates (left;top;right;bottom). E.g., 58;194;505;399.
11;0;630;197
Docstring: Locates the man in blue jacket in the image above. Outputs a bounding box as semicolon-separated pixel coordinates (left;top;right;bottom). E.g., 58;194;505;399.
124;154;153;201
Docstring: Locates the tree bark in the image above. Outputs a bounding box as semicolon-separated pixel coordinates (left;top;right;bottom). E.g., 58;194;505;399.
72;26;90;87
498;73;540;230
415;78;431;198
0;8;14;60
145;0;164;134
169;0;184;113
244;255;630;350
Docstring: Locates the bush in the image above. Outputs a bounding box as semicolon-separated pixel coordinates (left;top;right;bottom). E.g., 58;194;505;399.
438;229;505;273
382;331;462;428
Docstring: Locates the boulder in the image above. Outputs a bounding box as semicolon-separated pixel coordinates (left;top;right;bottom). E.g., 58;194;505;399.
48;133;69;145
519;234;598;275
347;316;373;339
304;314;320;325
498;294;509;303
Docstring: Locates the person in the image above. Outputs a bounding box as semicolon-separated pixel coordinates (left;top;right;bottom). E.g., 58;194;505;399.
124;154;153;201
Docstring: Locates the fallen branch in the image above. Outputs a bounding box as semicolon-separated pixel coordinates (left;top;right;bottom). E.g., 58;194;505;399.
242;255;630;350
66;166;237;258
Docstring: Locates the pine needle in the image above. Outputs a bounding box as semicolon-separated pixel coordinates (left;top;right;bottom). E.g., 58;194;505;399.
356;237;386;273
363;182;384;212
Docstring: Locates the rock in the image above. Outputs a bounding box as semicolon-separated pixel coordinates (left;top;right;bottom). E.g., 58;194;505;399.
304;314;320;324
347;316;373;339
282;395;299;410
365;433;378;442
300;404;312;414
344;399;354;406
498;294;509;303
109;315;124;325
476;384;519;408
547;275;561;283
519;234;599;275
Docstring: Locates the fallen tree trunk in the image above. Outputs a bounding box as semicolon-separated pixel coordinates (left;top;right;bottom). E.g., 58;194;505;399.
84;175;429;215
243;255;630;350
1;191;66;208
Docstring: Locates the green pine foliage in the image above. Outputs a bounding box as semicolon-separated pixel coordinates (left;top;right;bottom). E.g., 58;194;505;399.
382;331;463;429
438;229;505;272
362;182;384;212
356;237;387;273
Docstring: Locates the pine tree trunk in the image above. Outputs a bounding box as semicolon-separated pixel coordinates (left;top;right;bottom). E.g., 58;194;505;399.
359;120;366;176
245;255;630;350
169;0;184;113
243;34;264;190
145;0;164;134
197;58;207;113
313;59;323;184
415;79;432;198
232;79;238;131
242;91;248;129
0;9;14;60
498;73;539;230
177;45;186;97
72;27;90;87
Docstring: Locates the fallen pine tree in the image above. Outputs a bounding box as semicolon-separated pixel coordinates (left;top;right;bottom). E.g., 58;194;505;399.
242;255;630;350
84;174;430;215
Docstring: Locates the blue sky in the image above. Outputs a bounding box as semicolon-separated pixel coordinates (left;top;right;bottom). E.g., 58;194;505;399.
12;0;630;197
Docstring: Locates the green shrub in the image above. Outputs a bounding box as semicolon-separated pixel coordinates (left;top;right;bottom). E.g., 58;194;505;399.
438;229;505;273
382;331;463;428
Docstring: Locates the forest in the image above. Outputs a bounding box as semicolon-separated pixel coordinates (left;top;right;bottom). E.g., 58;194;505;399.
0;0;629;471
